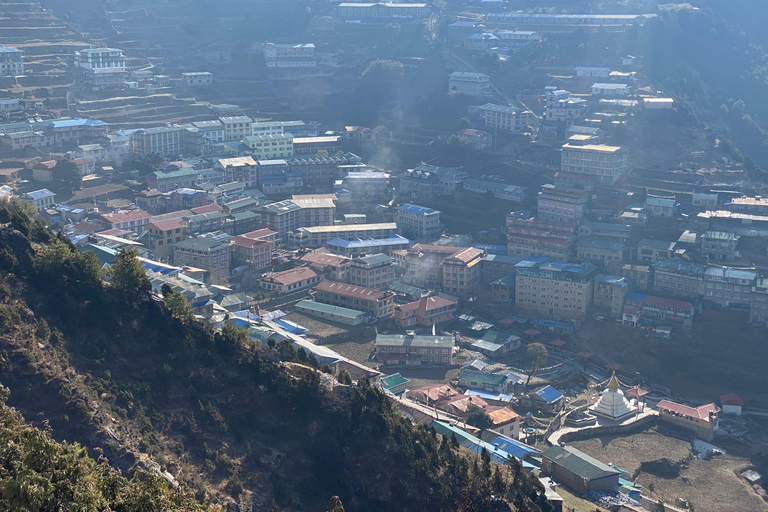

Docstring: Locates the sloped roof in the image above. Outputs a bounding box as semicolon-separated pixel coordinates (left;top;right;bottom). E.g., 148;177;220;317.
657;400;720;420
381;373;409;391
542;445;621;481
534;385;563;403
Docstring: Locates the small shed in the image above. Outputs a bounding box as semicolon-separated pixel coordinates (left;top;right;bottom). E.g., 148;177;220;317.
720;393;744;416
381;373;409;396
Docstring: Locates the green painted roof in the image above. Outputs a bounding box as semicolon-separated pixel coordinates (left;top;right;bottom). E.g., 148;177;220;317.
381;373;409;391
458;368;509;386
542;445;620;481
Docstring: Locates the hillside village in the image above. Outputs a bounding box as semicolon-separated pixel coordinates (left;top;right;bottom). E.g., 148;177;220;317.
0;0;767;511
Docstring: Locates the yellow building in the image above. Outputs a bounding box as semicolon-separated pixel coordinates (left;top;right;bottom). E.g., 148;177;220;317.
144;218;189;261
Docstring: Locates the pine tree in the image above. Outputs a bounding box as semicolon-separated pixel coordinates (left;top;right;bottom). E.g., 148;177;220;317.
108;247;149;291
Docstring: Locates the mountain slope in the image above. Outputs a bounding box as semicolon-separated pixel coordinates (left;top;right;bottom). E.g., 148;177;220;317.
0;200;552;511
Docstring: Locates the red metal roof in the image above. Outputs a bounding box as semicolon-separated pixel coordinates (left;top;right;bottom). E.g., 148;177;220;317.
190;203;223;214
605;362;622;371
549;339;567;347
657;400;720;420
719;393;744;406
576;351;593;359
314;280;388;300
523;329;540;336
642;295;693;311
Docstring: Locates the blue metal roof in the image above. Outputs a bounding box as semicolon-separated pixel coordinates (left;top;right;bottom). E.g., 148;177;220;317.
326;234;410;248
624;292;647;302
535;385;563;403
45;118;108;128
489;436;540;459
396;203;439;215
25;189;56;201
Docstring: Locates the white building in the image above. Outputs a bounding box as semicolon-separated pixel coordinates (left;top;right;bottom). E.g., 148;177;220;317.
394;203;442;241
561;143;628;184
0;45;24;76
448;72;490;97
477;103;531;133
191;120;225;143
74;48;125;70
575;66;611;78
219;116;253;141
182;72;213;86
263;43;317;68
243;133;294;160
591;83;630;97
544;90;588;125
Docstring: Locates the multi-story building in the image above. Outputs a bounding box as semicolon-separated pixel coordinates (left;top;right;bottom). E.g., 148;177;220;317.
83;68;127;90
144;218;189;261
220;116;253;141
374;333;454;366
481;254;520;284
74;48;125;70
576;238;626;265
287;152;362;190
635;239;676;264
1;131;54;151
325;234;411;258
214;156;258;188
544;90;588;125
130;126;188;158
623;293;695;329
44;118;109;144
243;133;294;160
617;263;650;290
448;72;490;97
288;223;398;249
515;258;597;320
644;196;676;218
399;163;468;200
750;277;768;324
592;274;630;317
185;211;225;234
191;120;225;143
560;144;627;185
566;125;605;143
477;103;531;133
692;192;719;209
349;253;394;290
724;195;768;214
300;249;351;282
147;167;199;192
575;66;611;78
577;221;631;242
704;266;757;308
291;195;337;227
337;2;430;21
441;247;484;297
700;231;740;262
461;179;526;202
394;204;441;241
506;214;577;262
20;189;56;213
95;209;151;233
394;296;457;328
0;45;23;76
259;199;302;239
181;72;213;86
293;136;342;156
173;236;232;282
395;244;461;289
259;266;323;294
652;259;706;298
537;183;589;224
313;280;395;318
342;171;389;200
486;13;650;29
263;43;317;68
591;83;630;96
232;235;272;270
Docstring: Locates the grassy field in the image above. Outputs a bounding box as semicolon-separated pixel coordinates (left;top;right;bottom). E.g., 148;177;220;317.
569;430;767;512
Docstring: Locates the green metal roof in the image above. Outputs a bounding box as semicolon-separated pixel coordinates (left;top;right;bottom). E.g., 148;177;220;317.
458;368;509;387
381;373;409;391
542;445;620;481
701;231;740;241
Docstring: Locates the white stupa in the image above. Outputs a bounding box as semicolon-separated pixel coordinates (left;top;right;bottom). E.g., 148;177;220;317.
589;372;636;421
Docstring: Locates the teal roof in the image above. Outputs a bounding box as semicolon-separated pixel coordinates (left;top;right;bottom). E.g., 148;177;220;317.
458;368;509;387
381;373;409;391
295;299;366;319
151;168;198;180
542;445;620;481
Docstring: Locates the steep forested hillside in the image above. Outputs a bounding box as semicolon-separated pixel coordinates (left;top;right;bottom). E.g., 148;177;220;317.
0;200;552;511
